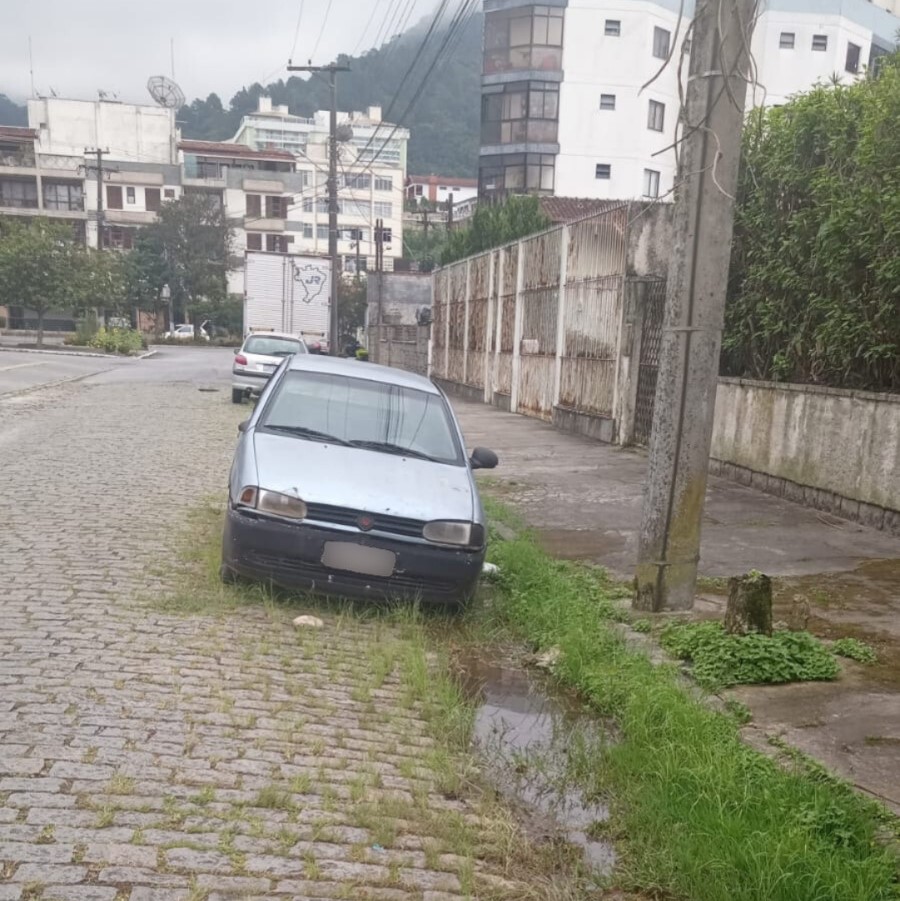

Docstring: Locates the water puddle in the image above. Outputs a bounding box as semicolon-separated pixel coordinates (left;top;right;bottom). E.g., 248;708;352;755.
455;650;617;875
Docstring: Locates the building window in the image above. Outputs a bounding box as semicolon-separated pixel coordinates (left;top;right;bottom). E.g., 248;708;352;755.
164;188;175;199
599;94;616;111
595;163;611;180
653;26;671;59
43;182;83;211
265;195;289;218
483;5;564;74
266;234;292;253
126;186;136;205
605;19;620;36
479;151;554;196
245;194;261;217
302;223;313;239
414;184;423;196
481;80;559;145
343;174;371;190
812;34;828;51
375;177;392;191
302;197;314;213
246;233;262;251
106;185;123;210
103;226;135;250
316;224;329;240
374;201;393;218
643;169;660;199
779;32;795;49
648;99;666;132
846;42;861;73
145;188;161;212
317;197;342;214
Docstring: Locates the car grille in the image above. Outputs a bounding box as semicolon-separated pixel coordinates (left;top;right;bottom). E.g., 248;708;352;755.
245;551;459;596
304;503;425;538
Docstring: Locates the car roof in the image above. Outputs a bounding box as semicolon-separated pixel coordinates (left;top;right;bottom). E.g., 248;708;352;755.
285;354;441;395
244;331;304;342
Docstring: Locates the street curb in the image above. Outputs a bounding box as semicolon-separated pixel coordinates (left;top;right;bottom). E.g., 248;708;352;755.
0;345;157;361
0;371;98;401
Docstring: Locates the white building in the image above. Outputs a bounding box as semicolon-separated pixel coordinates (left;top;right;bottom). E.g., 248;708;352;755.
232;97;408;273
479;0;900;202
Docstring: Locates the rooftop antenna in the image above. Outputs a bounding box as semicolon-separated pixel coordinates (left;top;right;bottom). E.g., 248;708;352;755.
28;36;35;97
147;75;186;110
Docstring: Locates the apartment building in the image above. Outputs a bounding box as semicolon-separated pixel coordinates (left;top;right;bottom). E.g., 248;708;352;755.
478;0;900;202
232;97;408;272
406;175;478;206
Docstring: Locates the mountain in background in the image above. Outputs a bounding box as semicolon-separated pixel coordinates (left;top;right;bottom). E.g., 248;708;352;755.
0;14;482;177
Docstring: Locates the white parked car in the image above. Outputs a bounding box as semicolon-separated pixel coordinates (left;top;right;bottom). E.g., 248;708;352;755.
164;323;210;341
232;331;307;404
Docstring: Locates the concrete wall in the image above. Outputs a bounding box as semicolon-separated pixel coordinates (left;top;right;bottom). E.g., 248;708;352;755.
711;378;900;531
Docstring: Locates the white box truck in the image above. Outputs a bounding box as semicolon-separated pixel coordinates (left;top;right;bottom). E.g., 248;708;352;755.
243;252;331;350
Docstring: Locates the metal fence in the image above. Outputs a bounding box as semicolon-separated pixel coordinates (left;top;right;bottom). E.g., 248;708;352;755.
429;201;672;443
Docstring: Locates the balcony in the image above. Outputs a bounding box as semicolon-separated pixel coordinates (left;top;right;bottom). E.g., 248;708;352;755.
0;146;37;173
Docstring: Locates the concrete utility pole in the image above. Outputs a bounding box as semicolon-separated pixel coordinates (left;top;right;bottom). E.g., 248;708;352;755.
287;62;350;355
634;0;757;612
447;192;454;231
85;148;110;249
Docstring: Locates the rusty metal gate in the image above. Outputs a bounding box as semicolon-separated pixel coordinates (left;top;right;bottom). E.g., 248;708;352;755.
633;279;667;446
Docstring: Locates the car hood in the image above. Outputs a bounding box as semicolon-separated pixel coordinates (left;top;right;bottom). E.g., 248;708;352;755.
251;432;475;521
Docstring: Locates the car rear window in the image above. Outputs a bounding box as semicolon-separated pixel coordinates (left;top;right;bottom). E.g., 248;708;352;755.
244;336;306;356
260;370;463;465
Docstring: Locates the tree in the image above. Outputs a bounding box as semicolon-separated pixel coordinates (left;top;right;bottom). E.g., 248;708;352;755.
338;277;368;341
724;52;900;392
133;194;233;325
440;196;550;264
0;218;89;344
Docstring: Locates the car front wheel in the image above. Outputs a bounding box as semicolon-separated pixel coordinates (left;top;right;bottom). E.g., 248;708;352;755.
231;388;244;404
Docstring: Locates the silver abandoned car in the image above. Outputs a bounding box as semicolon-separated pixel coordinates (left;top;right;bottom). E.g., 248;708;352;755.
221;354;498;605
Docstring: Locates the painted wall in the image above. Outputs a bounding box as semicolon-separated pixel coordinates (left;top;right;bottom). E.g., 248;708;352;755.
712;379;900;527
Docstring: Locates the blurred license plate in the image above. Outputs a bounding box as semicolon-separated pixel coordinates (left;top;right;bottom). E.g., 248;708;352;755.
321;542;395;577
259;363;276;373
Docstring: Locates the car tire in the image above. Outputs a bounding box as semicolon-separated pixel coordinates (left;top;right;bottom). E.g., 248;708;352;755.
231;388;244;404
219;563;238;584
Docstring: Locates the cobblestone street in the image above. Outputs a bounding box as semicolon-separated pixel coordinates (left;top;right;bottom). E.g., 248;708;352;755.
0;365;520;901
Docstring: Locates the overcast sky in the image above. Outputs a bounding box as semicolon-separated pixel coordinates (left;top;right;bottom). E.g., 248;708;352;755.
1;0;437;106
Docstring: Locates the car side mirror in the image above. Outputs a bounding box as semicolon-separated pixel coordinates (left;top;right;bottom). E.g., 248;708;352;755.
470;447;498;470
238;420;249;434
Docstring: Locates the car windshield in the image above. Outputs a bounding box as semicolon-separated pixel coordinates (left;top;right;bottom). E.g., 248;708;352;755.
244;336;306;356
260;370;462;465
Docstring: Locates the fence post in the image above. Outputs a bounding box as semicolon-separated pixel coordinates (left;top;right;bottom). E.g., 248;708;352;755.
615;278;647;446
444;271;450;378
510;240;525;414
493;248;505;408
553;225;570;408
463;259;471;386
484;251;496;403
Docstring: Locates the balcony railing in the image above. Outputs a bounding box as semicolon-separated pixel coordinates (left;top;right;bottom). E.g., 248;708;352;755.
0;148;36;169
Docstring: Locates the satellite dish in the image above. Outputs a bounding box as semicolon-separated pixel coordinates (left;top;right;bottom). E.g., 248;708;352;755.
147;75;185;110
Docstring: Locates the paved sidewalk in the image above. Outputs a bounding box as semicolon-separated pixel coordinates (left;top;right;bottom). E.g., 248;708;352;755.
453;399;900;578
0;381;521;901
452;397;900;813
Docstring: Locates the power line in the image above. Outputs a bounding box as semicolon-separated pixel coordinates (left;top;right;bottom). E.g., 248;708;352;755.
309;0;335;63
352;0;387;55
289;0;306;61
372;0;405;48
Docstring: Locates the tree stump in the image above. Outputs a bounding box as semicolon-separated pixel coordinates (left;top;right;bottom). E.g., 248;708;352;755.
725;571;773;636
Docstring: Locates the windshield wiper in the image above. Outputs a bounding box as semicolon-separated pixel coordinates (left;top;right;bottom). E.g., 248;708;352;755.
349;440;436;461
265;425;351;445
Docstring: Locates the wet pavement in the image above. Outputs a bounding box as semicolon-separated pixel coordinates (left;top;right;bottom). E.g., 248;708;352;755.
454;650;617;875
449;396;900;816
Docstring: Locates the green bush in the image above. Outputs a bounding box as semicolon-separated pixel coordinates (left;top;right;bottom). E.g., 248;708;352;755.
660;621;840;690
831;638;878;665
89;327;145;355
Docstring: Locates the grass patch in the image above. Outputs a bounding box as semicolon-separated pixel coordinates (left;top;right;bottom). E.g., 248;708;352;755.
831;637;878;664
484;517;900;901
660;620;840;690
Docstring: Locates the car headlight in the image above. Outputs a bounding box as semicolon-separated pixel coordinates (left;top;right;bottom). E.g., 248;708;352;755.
236;486;307;520
423;521;484;547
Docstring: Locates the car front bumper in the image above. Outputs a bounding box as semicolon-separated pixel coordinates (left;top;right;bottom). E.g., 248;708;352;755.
222;506;484;604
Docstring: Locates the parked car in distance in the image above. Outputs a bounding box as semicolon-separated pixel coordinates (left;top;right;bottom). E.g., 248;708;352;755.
232;331;307;404
222;355;498;606
164;323;210;341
